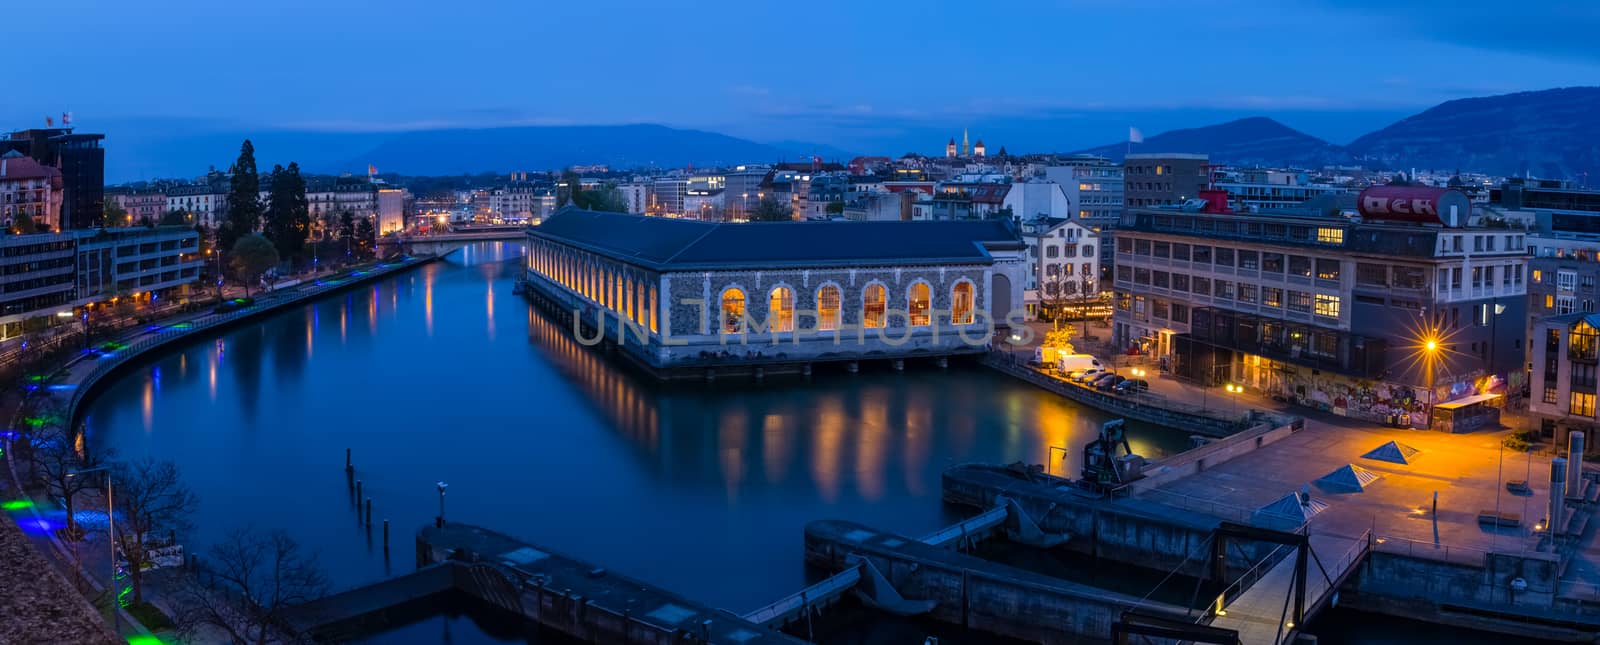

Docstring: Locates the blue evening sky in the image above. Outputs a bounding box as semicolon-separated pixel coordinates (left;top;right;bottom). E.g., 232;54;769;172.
11;0;1600;149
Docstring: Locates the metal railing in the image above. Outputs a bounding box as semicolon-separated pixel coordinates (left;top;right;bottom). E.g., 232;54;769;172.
1136;488;1253;525
740;563;861;627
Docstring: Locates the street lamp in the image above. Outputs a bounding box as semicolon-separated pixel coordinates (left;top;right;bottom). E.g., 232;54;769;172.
68;465;116;633
1224;383;1242;420
436;481;448;528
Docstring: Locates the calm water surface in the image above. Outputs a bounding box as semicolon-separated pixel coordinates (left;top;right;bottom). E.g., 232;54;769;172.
83;243;1183;620
81;243;1511;643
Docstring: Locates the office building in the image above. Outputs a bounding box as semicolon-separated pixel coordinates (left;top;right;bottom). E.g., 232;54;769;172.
1112;186;1526;427
1123;153;1208;209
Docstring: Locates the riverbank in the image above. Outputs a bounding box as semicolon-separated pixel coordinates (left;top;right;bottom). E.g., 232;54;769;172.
0;254;439;643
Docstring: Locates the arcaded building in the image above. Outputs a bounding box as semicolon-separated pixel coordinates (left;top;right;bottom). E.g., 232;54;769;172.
524;207;1028;376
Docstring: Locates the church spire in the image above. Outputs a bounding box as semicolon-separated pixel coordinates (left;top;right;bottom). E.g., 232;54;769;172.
962;128;970;156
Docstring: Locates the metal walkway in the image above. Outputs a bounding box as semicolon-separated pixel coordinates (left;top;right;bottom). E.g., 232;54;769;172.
920;504;1009;548
1209;532;1369;645
742;504;1011;629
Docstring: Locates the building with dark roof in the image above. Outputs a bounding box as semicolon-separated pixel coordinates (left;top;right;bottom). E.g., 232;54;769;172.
1112;186;1527;427
0;128;104;230
524;207;1028;376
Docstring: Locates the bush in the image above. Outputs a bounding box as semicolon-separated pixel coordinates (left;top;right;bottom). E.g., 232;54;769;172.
1502;430;1537;452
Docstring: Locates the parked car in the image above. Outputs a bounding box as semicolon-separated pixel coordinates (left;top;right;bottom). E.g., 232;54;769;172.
1115;379;1149;394
1092;374;1125;390
1071;368;1105;383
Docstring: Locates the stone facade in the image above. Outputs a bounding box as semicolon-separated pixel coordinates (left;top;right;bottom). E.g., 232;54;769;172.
525;230;1027;372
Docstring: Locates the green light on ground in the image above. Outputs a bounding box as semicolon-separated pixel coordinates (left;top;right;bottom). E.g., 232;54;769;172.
2;499;33;511
26;374;43;382
127;635;166;645
102;341;127;351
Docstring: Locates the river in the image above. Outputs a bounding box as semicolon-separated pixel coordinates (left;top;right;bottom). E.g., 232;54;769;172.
83;242;1197;641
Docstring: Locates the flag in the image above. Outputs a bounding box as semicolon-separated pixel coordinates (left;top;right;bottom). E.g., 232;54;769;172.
1129;127;1144;144
62;112;72;125
368;164;377;175
44;116;53;127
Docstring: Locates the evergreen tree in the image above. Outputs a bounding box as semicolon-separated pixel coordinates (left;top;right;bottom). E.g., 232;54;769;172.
221;140;262;250
354;217;376;258
263;163;311;265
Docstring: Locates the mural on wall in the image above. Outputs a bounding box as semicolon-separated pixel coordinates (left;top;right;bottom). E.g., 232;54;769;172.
1285;368;1503;427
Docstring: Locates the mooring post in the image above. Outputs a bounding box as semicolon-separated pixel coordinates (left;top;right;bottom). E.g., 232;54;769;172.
356;480;363;503
345;448;352;473
365;497;373;527
383;520;390;551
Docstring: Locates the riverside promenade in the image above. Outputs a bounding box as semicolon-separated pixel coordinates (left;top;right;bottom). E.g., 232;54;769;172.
0;254;438;644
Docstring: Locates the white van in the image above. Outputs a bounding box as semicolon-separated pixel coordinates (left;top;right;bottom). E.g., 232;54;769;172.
1056;354;1102;375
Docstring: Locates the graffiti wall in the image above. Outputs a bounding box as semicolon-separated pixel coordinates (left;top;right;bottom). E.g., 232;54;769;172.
1280;366;1505;428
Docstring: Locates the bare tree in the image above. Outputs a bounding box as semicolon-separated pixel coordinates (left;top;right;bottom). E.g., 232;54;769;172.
111;458;198;605
29;413;112;538
174;527;328;645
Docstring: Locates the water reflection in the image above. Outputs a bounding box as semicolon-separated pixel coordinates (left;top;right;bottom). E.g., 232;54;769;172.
86;241;1188;614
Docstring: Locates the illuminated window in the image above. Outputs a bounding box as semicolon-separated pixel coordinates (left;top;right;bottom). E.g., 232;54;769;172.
721;288;746;333
908;282;931;326
863;284;886;329
1571;391;1596;417
1547;294;1556;309
817;285;841;331
952;281;974;324
648;286;658;333
1155;166;1165;175
1316;227;1344;244
768;287;795;333
1314;294;1341;318
1532;269;1543;283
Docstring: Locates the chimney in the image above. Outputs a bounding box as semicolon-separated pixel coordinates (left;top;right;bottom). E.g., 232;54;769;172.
1569;432;1586;497
1549;457;1568;535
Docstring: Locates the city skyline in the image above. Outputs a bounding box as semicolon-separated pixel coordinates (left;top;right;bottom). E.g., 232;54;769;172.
9;0;1599;152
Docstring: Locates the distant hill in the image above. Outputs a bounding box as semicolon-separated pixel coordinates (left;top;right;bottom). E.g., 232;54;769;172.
100;121;842;181
1346;86;1600;178
342;124;834;175
1074;117;1351;166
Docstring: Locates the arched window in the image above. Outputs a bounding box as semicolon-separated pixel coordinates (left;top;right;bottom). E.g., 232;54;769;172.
721;288;746;333
769;286;795;333
817;285;841;331
952;281;974;324
909;282;931;326
863;284;886;329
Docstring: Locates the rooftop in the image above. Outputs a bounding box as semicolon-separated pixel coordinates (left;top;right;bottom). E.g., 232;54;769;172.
531;207;1024;271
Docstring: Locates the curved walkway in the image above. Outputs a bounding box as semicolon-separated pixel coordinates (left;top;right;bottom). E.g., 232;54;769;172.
0;255;437;644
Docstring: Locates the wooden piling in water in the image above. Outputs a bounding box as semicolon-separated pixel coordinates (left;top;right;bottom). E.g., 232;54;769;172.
365;498;372;527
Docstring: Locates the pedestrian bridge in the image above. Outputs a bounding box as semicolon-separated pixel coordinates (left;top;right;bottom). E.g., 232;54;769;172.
390;228;526;256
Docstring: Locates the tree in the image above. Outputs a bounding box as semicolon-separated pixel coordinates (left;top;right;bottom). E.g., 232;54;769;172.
111;458;198;606
337;211;356;260
229;234;279;297
825;200;845;215
30;421;112;539
12;213;38;234
354;217;375;258
160;209;191;226
577;185;627;213
104;199;129;228
263;163;310;265
747;196;793;222
174;527;328;645
221;140;263;250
